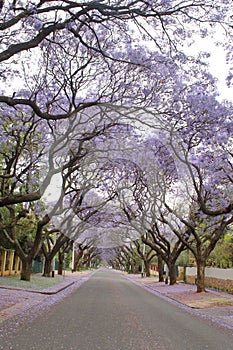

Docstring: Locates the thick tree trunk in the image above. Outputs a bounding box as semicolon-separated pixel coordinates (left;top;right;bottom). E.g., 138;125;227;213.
196;260;206;293
58;262;63;275
158;255;164;282
43;258;52;277
168;262;177;285
144;260;151;277
74;252;83;271
21;259;33;281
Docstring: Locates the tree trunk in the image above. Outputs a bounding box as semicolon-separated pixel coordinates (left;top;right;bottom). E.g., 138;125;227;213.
75;261;82;271
43;258;52;277
158;255;164;282
168;262;177;285
58;252;64;275
86;255;91;269
21;259;33;281
196;260;206;293
58;261;63;275
74;252;83;271
144;260;151;277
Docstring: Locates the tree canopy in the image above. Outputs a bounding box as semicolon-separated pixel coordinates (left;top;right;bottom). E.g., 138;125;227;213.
0;1;233;287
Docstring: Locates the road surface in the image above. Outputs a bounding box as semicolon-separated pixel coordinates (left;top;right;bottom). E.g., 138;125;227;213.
0;269;233;349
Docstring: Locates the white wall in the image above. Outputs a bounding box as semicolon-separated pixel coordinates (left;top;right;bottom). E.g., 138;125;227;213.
186;267;233;280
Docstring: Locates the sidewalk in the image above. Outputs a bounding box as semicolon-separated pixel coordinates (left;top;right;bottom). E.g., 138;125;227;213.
0;271;92;324
125;274;233;330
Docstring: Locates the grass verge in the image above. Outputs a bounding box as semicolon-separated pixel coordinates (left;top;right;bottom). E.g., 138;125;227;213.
0;274;65;290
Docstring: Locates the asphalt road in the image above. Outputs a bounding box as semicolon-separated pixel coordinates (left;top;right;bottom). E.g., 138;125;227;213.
1;270;233;350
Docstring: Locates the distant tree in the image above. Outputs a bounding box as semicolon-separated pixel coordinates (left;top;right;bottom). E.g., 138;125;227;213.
57;240;73;275
134;239;157;277
41;230;70;277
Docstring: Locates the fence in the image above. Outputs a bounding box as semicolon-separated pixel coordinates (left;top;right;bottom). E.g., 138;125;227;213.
32;260;44;274
0;248;22;276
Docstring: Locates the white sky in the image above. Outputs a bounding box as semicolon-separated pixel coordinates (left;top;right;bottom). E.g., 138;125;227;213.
183;32;232;101
41;173;63;204
208;48;232;101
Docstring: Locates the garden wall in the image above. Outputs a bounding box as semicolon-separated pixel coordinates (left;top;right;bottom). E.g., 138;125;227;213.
185;267;233;293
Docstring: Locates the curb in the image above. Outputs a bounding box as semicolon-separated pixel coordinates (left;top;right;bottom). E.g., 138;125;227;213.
124;275;202;309
0;272;95;295
0;280;76;295
124;275;233;331
0;272;96;325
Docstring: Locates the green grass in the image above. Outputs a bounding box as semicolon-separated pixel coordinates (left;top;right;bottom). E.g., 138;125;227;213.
0;274;65;290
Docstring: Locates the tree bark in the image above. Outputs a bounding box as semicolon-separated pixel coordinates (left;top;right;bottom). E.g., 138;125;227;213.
21;259;33;281
196;259;206;292
168;262;177;285
144;260;151;277
43;258;52;277
58;251;64;275
74;251;83;271
158;254;164;282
